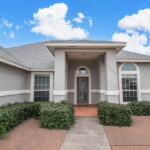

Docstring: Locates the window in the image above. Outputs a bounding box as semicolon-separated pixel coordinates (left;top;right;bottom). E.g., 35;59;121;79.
34;74;50;101
77;67;88;74
121;64;137;71
122;74;137;102
120;64;139;103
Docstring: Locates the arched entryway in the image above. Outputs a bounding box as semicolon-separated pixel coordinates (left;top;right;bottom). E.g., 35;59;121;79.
74;66;91;104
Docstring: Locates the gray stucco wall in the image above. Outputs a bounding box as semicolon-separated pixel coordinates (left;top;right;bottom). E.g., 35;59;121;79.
0;63;30;105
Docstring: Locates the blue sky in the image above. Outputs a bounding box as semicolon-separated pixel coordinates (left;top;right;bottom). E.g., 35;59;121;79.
0;0;150;55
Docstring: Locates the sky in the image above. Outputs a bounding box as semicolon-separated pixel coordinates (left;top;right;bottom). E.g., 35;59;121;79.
0;0;150;55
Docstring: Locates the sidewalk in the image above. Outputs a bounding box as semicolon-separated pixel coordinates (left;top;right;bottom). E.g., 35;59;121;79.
60;117;111;150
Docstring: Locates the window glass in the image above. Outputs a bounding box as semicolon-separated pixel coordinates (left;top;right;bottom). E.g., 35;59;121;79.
34;74;50;101
121;64;137;71
77;68;88;74
122;74;137;102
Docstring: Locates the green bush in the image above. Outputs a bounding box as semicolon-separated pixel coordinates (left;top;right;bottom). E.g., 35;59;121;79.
97;102;132;126
40;101;74;129
0;125;6;137
0;102;40;133
0;101;74;137
128;101;150;116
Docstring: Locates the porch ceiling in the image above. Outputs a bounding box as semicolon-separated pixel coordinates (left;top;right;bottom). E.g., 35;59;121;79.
67;52;103;60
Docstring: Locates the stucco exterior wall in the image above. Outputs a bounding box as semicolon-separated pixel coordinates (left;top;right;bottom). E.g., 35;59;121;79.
0;63;30;105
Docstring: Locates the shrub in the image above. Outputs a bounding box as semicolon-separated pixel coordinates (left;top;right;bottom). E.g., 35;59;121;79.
97;102;132;126
0;125;6;137
0;102;40;134
40;101;74;129
128;101;150;116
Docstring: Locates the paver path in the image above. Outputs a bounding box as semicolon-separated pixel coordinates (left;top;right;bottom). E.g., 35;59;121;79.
60;117;111;150
104;116;150;150
0;119;67;150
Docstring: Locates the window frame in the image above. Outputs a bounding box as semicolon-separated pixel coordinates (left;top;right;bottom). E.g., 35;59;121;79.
119;63;141;104
30;72;53;102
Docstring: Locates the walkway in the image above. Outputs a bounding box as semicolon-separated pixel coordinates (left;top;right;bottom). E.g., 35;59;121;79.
0;119;67;150
60;117;111;150
74;105;97;117
104;116;150;150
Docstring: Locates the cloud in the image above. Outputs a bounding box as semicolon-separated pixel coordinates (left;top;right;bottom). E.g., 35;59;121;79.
16;25;22;30
112;31;150;55
31;3;88;40
9;31;15;38
88;19;93;27
73;12;85;23
112;9;150;55
2;18;13;28
118;9;150;32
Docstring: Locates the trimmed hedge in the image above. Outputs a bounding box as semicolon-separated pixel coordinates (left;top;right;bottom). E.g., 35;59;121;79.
0;102;40;134
128;101;150;116
97;102;132;126
40;101;74;129
0;101;74;136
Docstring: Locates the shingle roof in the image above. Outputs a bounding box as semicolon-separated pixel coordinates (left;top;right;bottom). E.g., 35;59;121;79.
7;42;54;69
0;40;149;70
0;46;26;67
116;50;150;61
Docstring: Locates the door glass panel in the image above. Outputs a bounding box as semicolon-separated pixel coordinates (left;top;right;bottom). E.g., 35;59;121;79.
77;77;89;104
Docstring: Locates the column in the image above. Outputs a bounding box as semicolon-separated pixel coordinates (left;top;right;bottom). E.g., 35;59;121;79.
53;49;66;102
105;50;119;103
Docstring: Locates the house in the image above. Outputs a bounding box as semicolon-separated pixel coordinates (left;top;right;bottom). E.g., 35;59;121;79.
0;40;150;106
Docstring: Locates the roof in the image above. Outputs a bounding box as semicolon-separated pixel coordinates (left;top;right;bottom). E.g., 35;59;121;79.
7;42;54;69
117;50;150;62
0;40;149;71
0;46;28;69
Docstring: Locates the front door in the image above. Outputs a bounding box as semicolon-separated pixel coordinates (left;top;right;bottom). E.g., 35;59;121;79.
77;77;89;104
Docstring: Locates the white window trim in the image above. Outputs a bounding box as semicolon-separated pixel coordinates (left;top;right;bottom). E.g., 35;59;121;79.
30;72;53;102
74;66;91;105
119;63;141;104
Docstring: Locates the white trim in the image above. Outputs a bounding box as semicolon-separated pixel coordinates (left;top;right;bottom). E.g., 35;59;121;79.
53;90;66;95
74;66;91;104
141;90;150;94
0;90;30;97
105;90;119;95
30;72;53;102
119;63;141;104
0;58;29;71
46;42;126;48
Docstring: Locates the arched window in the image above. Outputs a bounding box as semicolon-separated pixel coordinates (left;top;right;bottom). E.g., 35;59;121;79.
77;67;89;74
120;63;139;103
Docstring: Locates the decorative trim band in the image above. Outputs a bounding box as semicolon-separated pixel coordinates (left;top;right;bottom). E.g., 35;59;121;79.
141;90;150;94
53;89;119;96
0;90;30;97
53;90;67;95
105;90;119;95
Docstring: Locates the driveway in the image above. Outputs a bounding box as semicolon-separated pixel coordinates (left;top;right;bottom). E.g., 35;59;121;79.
104;116;150;150
0;119;67;150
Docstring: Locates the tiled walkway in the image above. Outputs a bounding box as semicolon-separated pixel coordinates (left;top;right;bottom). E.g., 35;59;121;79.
104;116;150;150
74;105;97;116
0;119;67;150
